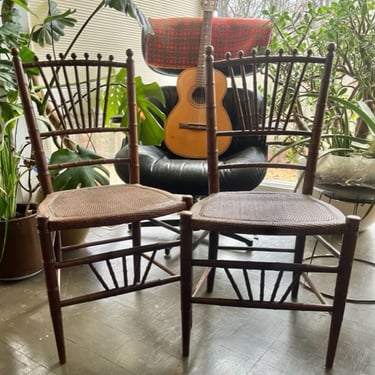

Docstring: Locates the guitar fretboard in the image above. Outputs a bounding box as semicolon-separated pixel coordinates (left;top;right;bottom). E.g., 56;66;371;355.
196;10;214;86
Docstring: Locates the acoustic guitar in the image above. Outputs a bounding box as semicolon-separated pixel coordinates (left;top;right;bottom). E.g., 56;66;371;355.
164;0;232;159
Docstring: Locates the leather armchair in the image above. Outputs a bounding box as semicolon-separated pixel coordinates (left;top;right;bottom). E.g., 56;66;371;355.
116;17;272;194
115;85;267;196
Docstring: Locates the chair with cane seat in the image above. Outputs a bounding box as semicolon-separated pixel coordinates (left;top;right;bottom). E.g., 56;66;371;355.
180;44;360;368
12;48;192;364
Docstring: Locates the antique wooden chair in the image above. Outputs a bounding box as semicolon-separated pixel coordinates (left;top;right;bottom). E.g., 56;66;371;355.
12;48;192;364
180;44;360;368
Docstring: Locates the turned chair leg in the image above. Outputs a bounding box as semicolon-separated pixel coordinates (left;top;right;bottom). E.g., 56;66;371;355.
206;231;219;293
38;217;66;364
291;235;306;299
180;212;193;356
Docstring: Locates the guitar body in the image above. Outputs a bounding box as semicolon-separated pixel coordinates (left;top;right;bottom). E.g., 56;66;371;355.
164;67;232;159
163;0;231;159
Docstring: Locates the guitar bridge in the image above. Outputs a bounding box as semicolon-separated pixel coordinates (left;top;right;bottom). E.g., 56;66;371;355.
179;122;207;130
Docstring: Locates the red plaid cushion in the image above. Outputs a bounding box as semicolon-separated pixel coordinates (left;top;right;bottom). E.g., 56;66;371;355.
145;17;272;70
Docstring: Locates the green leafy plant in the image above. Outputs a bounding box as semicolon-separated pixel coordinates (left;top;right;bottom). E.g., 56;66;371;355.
0;1;77;92
30;1;77;47
104;69;165;145
272;100;375;162
0;112;22;219
49;146;110;191
322;98;375;158
26;0;164;146
0;0;77;259
0;0;162;259
264;0;375;158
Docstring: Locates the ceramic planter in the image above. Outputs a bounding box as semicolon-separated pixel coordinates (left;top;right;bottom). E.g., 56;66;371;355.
0;208;42;281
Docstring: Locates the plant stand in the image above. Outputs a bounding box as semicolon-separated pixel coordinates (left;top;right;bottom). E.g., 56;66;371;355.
304;186;375;304
315;185;375;231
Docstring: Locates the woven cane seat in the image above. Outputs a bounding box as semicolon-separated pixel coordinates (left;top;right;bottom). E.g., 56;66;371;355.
38;184;187;230
190;192;346;234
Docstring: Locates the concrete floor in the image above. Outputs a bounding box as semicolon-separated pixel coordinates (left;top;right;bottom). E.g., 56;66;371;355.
1;221;375;375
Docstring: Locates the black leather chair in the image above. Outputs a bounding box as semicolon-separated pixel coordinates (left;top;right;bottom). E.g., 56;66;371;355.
115;85;267;197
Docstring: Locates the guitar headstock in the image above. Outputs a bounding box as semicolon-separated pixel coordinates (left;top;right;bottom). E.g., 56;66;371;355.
201;0;217;12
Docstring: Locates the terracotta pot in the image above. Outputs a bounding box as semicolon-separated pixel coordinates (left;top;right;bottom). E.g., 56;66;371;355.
0;208;42;281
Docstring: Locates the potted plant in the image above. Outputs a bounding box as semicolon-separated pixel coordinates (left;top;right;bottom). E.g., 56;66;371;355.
314;99;375;190
262;1;375;228
264;0;374;151
0;0;77;279
0;99;42;279
264;1;375;182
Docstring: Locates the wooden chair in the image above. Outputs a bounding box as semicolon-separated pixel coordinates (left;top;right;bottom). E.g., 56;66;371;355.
180;44;360;369
12;48;192;364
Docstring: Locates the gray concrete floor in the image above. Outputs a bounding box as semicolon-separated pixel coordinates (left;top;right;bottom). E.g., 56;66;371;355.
1;222;375;374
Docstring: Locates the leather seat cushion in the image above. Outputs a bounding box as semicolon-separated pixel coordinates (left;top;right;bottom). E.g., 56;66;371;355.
115;86;267;196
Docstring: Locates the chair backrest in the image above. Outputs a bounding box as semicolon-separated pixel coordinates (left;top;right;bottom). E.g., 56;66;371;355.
12;49;138;197
205;44;335;195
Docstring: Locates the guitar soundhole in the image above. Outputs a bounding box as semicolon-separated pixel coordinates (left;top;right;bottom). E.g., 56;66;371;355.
192;87;206;105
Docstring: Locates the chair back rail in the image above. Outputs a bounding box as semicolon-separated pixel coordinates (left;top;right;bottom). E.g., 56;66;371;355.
206;44;335;195
12;49;139;195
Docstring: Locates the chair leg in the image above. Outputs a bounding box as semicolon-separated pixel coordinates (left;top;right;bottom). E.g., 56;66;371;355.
180;211;193;356
326;215;360;368
292;235;306;299
48;285;66;364
38;217;66;364
207;231;219;293
132;221;142;283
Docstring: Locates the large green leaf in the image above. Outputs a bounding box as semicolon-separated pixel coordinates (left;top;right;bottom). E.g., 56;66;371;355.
136;97;164;145
0;13;28;46
134;77;165;145
135;76;165;107
49;146;110;191
329;96;375;136
31;1;77;47
104;0;153;34
103;69;165;145
0;60;17;94
103;68;128;124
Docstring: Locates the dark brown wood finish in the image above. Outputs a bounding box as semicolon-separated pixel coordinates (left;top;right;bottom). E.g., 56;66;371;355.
180;44;360;369
12;49;192;364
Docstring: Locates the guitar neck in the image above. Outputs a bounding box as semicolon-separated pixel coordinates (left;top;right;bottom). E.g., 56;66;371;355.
196;9;214;86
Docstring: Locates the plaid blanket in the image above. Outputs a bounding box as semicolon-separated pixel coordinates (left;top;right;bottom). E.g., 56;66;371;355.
144;17;272;70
